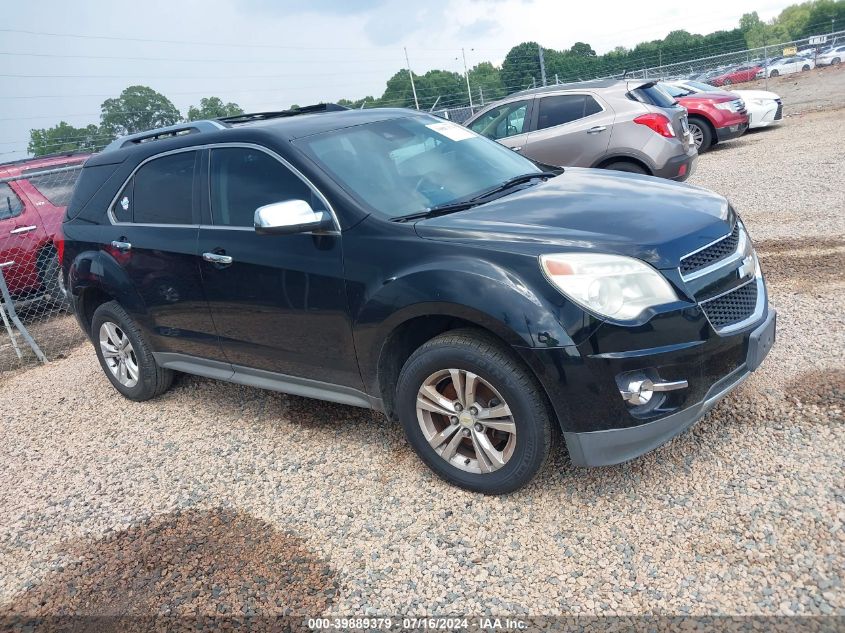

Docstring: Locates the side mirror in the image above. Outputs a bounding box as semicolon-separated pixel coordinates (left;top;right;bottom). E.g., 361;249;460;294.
254;200;333;235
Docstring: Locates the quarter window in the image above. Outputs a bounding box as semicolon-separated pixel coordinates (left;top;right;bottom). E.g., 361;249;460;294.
469;100;531;140
536;95;602;131
209;148;320;228
0;183;24;221
131;151;196;225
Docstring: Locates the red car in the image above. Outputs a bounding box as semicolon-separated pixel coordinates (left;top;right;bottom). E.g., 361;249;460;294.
660;84;749;153
708;64;763;86
0;152;89;301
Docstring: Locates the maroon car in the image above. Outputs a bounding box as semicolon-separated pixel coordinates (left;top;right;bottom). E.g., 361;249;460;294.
709;64;763;86
659;83;749;153
0;152;89;301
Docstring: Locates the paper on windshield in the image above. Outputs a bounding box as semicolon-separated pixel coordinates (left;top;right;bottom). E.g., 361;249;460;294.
426;121;476;142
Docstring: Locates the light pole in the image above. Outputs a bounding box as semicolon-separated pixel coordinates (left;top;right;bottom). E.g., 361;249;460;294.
462;48;474;109
404;47;419;110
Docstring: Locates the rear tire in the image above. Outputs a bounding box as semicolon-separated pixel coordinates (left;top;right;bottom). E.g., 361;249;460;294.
802;65;810;72
602;161;648;175
395;329;554;495
832;58;841;65
688;117;713;152
770;70;779;77
91;301;173;401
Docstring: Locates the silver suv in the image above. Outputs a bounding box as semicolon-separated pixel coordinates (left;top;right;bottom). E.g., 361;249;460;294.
464;80;697;181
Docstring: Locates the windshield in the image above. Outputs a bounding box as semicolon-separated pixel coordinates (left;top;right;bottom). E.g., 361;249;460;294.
294;115;540;218
685;80;717;92
661;83;693;98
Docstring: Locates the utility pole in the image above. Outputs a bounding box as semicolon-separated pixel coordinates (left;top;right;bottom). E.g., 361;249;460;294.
538;44;547;86
479;86;484;106
763;41;769;92
461;48;474;108
554;73;559;85
404;47;419;110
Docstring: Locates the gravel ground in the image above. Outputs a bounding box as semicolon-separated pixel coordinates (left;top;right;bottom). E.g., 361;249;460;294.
1;91;844;626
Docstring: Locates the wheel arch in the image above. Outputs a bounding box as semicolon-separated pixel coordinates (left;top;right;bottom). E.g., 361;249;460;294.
68;249;148;338
593;154;653;174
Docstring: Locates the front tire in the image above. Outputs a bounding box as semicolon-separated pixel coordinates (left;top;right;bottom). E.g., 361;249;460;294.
91;301;173;401
802;65;810;71
688;117;713;152
770;69;779;77
395;329;554;494
36;247;68;308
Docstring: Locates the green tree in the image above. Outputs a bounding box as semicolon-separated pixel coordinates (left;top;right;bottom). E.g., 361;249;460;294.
186;97;244;120
501;42;542;92
28;122;106;157
468;62;505;104
569;42;596;57
100;85;181;137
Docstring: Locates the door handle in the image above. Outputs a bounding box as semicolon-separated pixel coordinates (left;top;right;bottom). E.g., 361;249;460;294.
586;126;607;134
511;146;523;152
10;225;37;235
111;240;132;251
203;252;233;265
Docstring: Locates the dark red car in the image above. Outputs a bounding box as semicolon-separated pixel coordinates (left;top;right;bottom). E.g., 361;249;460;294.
708;64;763;86
659;84;749;153
0;152;89;300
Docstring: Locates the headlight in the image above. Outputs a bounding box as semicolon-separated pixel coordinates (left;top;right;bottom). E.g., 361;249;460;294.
539;253;678;321
714;101;741;112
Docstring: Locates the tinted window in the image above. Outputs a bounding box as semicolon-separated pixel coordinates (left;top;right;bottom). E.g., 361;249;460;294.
469;100;531;140
536;94;602;130
629;84;677;107
132;151;196;224
210;148;317;227
26;166;82;208
0;183;24;221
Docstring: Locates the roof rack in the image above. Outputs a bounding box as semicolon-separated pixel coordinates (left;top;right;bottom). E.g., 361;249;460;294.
217;103;349;125
103;120;226;153
0;149;91;170
101;103;349;153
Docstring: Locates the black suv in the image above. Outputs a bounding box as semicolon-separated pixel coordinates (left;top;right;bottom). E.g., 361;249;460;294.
62;105;775;494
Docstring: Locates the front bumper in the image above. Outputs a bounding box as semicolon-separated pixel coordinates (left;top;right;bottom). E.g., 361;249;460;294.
715;121;749;142
563;309;775;466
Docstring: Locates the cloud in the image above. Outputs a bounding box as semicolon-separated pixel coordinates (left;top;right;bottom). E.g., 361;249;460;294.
458;18;500;39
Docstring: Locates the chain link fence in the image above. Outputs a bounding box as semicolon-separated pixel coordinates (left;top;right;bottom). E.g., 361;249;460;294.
431;30;845;121
0;160;87;375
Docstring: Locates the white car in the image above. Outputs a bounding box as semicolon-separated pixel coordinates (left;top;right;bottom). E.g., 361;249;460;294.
817;45;845;66
669;81;783;129
755;56;815;78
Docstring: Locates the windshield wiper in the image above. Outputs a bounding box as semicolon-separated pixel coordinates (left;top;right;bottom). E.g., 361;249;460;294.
390;171;557;223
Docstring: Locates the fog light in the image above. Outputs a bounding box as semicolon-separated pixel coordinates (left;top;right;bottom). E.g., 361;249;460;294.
618;372;689;406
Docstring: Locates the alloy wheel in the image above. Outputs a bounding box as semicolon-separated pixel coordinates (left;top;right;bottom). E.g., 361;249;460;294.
415;368;516;474
689;123;704;150
99;321;139;388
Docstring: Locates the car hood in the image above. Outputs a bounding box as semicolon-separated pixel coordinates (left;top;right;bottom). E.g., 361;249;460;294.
732;89;780;100
414;168;734;269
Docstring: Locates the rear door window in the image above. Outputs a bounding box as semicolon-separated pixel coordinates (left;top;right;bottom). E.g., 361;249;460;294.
25;166;83;208
535;94;602;131
0;183;24;221
131;151;196;225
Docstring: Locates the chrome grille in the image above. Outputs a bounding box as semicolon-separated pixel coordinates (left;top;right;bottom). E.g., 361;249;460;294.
700;279;758;330
680;223;740;276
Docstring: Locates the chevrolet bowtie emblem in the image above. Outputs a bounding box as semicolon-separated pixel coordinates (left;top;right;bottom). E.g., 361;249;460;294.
739;255;755;280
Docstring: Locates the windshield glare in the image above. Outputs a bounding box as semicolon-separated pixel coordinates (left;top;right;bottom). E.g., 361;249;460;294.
295;116;540;218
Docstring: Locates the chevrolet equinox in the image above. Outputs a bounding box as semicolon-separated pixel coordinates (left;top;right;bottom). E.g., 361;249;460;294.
62;104;776;494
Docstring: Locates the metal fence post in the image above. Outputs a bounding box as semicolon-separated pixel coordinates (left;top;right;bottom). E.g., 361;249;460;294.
0;267;47;363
